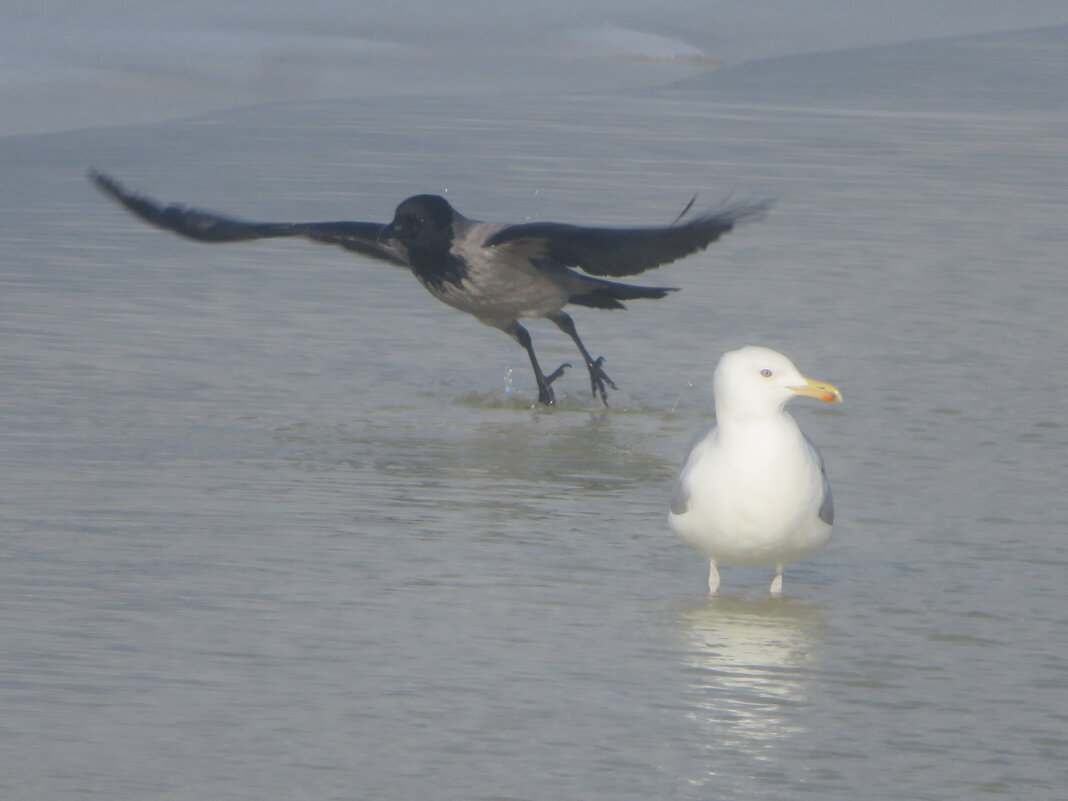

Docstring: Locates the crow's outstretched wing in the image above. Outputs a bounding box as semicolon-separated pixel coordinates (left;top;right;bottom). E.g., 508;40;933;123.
484;201;770;277
89;172;407;267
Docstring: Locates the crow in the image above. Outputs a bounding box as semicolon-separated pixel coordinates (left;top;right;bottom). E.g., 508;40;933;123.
90;171;766;405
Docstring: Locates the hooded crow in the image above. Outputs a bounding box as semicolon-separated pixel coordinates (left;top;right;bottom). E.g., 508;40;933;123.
89;171;766;405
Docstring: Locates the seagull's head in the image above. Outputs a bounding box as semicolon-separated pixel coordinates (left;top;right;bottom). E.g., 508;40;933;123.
380;194;456;253
713;345;842;419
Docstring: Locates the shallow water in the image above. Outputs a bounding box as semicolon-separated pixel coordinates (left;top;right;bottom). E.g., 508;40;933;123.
2;26;1068;801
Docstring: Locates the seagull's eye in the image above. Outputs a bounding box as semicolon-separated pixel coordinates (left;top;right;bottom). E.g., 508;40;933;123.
760;369;773;377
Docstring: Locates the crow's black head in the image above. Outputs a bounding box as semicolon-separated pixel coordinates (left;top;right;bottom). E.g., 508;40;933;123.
381;194;456;254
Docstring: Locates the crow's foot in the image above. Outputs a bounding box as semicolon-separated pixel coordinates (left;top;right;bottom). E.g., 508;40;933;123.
536;362;572;406
586;356;618;405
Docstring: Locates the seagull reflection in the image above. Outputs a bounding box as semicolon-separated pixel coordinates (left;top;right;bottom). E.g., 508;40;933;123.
676;597;824;766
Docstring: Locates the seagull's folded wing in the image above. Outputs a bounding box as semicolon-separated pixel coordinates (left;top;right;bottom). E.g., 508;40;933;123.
804;434;834;526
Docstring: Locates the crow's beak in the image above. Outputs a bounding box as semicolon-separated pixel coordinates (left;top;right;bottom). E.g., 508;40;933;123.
378;222;397;244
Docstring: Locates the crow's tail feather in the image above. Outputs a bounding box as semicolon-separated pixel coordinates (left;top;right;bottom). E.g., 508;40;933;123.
568;277;678;310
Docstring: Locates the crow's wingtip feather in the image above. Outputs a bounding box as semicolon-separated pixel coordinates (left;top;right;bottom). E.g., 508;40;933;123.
87;170;126;199
706;197;775;226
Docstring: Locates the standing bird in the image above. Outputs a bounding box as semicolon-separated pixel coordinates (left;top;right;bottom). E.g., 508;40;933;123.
669;346;842;596
89;171;765;405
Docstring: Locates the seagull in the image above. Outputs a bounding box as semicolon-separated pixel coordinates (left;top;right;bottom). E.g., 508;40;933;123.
668;346;841;596
89;171;766;405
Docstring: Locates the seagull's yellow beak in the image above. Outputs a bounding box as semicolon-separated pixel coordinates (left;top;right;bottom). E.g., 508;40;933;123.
789;376;842;403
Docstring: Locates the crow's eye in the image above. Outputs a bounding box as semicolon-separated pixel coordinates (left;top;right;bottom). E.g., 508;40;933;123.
760;369;773;377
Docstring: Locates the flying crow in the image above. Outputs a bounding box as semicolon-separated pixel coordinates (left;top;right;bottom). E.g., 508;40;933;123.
89;171;765;405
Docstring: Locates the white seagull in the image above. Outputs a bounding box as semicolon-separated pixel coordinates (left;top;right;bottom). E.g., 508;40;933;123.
669;346;842;595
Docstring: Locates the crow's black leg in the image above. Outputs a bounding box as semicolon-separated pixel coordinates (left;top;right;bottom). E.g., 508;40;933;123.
549;311;617;405
505;321;571;406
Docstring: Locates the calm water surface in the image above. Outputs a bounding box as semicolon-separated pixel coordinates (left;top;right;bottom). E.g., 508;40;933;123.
2;28;1067;801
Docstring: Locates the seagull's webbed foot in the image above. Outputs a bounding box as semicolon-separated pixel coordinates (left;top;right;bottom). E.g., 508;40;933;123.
585;356;618;406
769;564;784;596
706;561;721;597
536;362;572;406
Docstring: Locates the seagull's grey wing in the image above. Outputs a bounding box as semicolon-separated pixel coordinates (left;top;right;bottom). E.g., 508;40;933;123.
483;201;770;277
669;479;691;516
804;433;834;526
89;172;407;267
819;478;834;526
669;422;716;516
